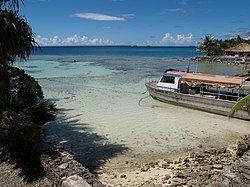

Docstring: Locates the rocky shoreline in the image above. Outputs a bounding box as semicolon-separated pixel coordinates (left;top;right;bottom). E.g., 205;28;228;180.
212;134;250;187
39;147;104;187
0;133;250;186
191;55;249;65
96;135;250;187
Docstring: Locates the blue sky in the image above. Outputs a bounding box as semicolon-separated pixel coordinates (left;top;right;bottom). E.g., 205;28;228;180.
19;0;250;46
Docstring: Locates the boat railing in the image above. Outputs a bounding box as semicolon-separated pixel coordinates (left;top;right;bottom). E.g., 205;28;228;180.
200;91;243;101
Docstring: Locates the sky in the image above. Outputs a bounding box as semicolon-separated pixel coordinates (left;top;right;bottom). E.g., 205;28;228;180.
19;0;250;46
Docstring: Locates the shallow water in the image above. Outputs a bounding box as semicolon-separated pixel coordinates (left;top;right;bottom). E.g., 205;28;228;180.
15;51;250;169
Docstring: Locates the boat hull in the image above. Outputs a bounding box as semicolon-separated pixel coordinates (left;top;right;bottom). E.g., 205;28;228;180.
145;82;250;120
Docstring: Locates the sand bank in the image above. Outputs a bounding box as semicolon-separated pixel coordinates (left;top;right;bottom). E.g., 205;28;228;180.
39;75;250;186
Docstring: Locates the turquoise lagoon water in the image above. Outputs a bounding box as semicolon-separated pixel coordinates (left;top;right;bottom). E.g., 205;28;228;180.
15;46;250;168
16;46;242;79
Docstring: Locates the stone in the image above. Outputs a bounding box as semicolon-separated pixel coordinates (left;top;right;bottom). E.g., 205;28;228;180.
141;166;150;172
189;152;195;158
173;159;179;164
109;175;117;179
164;159;172;163
242;162;250;169
141;184;155;187
154;184;163;187
95;170;103;175
120;174;127;178
200;173;211;181
183;157;190;163
162;174;171;181
213;164;223;170
59;162;69;169
198;144;203;148
170;181;180;186
161;163;169;169
172;178;186;185
242;173;250;180
201;165;211;171
182;169;191;178
190;171;201;178
167;165;174;169
62;175;91;187
175;171;186;178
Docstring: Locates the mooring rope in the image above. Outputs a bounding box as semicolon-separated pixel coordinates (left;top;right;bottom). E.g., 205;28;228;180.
138;94;150;106
140;89;148;94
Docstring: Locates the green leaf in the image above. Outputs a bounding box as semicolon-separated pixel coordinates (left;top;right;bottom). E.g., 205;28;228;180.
228;95;250;117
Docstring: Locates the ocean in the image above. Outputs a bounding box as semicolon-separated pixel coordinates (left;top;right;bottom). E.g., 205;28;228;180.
33;46;200;57
16;46;242;79
14;46;250;173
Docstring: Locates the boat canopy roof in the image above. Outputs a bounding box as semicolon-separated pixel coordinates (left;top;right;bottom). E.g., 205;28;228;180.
165;69;247;88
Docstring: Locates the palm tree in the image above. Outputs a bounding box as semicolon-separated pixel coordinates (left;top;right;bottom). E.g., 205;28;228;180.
197;35;214;54
0;0;23;10
0;5;37;67
228;95;250;117
0;0;37;92
0;0;56;152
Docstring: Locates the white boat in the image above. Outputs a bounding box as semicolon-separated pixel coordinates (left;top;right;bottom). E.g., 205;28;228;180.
145;69;250;120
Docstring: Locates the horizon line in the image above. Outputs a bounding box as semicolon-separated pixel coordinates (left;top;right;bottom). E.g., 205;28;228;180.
36;45;198;48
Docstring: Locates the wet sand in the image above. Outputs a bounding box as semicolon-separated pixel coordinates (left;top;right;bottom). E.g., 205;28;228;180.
39;74;250;186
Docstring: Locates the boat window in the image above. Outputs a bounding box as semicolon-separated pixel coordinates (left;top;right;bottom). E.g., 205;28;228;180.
160;76;175;84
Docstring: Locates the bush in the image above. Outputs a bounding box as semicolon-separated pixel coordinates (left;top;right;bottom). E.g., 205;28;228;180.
0;66;56;160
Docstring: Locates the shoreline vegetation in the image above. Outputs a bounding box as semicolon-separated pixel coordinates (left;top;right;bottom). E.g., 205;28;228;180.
192;35;250;69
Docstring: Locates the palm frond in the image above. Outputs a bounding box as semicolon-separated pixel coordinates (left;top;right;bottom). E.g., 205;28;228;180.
0;0;23;10
228;95;250;117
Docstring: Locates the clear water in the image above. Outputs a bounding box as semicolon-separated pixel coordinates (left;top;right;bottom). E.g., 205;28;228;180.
14;46;250;168
33;46;200;57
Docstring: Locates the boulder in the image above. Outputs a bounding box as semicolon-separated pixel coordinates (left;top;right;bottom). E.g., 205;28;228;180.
62;175;91;187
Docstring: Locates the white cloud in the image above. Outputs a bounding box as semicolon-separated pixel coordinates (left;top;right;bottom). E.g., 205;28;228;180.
167;8;184;12
35;35;49;46
166;8;187;15
161;33;175;43
121;14;136;19
50;36;61;45
35;33;195;46
35;34;114;46
73;13;125;21
161;33;194;46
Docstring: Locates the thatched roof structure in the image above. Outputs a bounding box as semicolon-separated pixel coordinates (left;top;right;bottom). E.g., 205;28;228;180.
225;43;250;54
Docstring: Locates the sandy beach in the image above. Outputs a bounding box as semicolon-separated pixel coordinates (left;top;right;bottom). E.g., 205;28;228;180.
39;74;250;186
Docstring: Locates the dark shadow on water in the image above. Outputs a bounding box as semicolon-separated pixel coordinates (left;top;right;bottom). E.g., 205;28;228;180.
42;107;128;171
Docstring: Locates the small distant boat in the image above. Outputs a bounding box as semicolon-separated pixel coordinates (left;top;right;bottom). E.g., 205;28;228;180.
145;69;250;120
